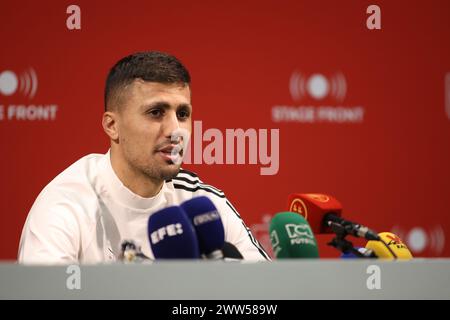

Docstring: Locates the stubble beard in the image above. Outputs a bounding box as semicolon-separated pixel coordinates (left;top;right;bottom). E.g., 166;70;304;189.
134;156;181;183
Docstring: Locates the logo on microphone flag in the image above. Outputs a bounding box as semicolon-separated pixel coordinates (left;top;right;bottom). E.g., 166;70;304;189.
285;223;316;246
289;198;308;219
270;230;281;256
384;233;407;248
150;223;184;245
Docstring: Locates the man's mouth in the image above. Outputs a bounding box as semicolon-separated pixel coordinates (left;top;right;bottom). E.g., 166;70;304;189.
156;144;184;162
158;145;176;154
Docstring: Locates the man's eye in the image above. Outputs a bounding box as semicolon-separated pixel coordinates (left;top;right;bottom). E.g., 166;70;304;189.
148;109;163;117
177;110;190;119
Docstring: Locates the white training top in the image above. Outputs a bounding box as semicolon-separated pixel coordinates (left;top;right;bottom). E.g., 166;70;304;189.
18;150;270;264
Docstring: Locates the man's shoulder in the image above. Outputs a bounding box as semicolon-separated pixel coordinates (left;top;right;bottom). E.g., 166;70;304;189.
53;152;104;180
32;153;105;215
168;168;226;200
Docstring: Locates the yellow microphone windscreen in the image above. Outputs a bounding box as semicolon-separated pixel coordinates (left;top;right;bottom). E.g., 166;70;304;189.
365;232;413;260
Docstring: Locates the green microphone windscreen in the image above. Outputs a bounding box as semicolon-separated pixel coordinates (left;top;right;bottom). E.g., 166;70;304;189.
269;212;319;258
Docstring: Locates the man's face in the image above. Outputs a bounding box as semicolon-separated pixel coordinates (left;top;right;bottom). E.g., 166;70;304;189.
115;80;192;182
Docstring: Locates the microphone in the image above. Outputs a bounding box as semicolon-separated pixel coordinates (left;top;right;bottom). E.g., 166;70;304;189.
148;206;200;259
269;212;319;258
120;240;151;263
222;242;244;260
287;193;380;241
365;232;413;260
181;196;225;259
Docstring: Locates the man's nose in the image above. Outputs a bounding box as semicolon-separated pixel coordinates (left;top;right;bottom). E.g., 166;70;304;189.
162;111;180;139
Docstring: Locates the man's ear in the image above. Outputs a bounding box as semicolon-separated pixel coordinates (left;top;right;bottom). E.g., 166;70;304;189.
102;111;119;141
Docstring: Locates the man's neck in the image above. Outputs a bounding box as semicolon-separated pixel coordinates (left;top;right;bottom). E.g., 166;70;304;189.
110;150;163;198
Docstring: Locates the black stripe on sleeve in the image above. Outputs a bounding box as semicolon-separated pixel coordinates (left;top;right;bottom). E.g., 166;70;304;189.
174;173;224;194
178;169;199;178
173;183;226;198
172;176;224;195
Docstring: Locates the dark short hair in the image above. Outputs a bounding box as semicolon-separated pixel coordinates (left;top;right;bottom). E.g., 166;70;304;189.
104;51;191;111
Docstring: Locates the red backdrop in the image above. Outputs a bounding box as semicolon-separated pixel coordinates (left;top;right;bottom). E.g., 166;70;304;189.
1;0;449;259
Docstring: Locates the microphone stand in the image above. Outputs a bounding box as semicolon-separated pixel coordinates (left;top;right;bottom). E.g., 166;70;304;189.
327;222;377;258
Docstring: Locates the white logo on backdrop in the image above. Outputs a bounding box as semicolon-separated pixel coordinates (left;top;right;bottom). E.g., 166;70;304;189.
290;72;347;102
0;68;58;121
391;225;445;255
0;69;38;99
272;70;364;124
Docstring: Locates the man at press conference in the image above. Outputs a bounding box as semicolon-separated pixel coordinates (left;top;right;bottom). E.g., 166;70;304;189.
18;51;270;264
